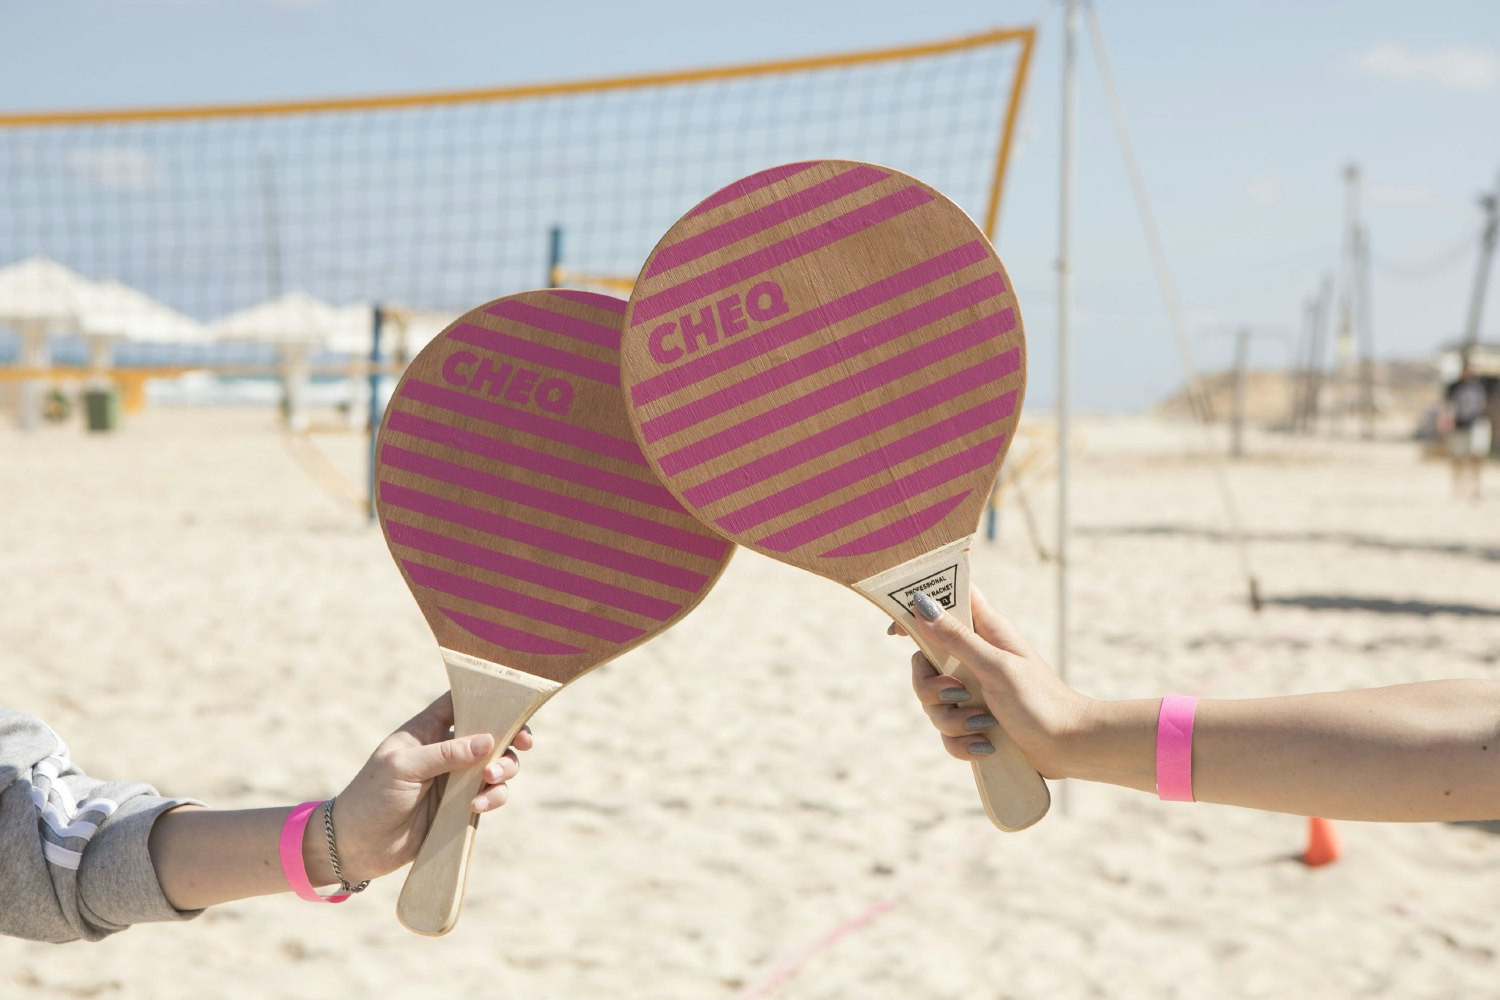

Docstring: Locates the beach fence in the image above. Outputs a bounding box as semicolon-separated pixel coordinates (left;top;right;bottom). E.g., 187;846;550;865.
1;26;1034;505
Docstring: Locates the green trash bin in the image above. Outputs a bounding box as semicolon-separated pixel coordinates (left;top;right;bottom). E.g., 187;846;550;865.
83;385;122;433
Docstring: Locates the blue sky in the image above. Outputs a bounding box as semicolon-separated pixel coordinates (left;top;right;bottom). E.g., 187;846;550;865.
4;0;1498;411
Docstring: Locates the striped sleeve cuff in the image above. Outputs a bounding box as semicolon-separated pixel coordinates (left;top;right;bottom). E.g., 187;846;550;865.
75;794;206;935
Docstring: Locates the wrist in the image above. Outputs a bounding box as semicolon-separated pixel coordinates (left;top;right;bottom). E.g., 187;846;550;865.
325;796;385;884
299;804;339;888
289;799;377;899
1063;697;1160;792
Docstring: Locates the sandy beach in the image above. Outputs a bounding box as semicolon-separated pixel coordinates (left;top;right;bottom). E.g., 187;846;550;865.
3;405;1498;999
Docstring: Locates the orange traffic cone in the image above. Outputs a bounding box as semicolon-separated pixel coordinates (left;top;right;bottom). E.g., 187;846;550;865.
1301;816;1342;867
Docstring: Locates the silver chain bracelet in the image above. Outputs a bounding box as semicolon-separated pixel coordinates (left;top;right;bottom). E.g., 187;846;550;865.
322;797;371;895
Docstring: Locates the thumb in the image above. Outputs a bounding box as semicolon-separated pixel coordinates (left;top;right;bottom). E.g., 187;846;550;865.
396;691;457;746
969;586;1038;660
907;590;994;672
402;731;497;782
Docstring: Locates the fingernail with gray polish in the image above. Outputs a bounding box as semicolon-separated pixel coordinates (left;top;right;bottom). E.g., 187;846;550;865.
965;714;998;732
911;591;943;622
968;740;996;755
939;687;972;704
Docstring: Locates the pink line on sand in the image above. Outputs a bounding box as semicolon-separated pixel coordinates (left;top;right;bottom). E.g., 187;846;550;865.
399;379;645;466
388;520;681;621
645;164;889;278
547;289;626;314
629;240;994;409
387;410;682;510
729;828;992;1000
629;184;935;326
405;560;643;643
439;607;584;657
381;444;728;561
685;162;819;218
682;348;1020;507
484;299;619;351
756;438;1000;553
447;322;617;386
378;482;715;591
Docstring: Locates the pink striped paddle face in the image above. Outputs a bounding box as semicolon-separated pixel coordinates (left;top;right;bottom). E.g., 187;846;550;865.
375;289;734;684
620;160;1026;583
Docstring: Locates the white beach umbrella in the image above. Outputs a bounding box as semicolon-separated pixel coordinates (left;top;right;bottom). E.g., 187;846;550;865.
388;307;456;355
0;256;95;428
211;291;345;347
322;302;381;355
211;292;366;431
76;280;207;345
323;304;455;356
0;255;94;331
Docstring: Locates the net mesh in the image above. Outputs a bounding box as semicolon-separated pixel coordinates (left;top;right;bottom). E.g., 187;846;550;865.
0;29;1032;359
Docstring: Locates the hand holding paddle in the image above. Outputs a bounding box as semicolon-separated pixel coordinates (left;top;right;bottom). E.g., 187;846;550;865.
619;160;1049;831
374;289;733;934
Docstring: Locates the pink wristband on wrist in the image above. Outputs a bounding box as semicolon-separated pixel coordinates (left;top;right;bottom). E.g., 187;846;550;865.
279;800;351;903
1155;695;1199;802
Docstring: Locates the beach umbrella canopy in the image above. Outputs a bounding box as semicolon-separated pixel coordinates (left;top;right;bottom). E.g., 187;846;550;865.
76;280;208;344
211;291;356;348
323;304;455;356
392;308;456;354
323;302;380;355
0;255;95;331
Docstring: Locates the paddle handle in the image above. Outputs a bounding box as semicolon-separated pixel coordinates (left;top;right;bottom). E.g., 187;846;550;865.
853;539;1050;831
396;649;559;936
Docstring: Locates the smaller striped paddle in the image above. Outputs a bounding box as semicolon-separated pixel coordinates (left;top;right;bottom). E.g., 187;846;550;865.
620;160;1048;831
375;289;733;935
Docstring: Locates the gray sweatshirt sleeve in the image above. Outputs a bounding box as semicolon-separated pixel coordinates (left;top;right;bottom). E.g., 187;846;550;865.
1;707;205;942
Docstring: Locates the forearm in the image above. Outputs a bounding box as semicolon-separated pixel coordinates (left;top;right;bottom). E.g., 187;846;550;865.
148;804;343;910
1067;681;1500;821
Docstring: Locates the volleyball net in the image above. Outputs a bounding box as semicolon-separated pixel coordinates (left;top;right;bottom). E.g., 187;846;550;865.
0;27;1034;357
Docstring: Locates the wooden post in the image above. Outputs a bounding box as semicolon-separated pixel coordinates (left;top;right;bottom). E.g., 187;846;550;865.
1461;171;1499;352
1291;295;1316;432
546;225;564;287
17;321;49;431
1231;327;1249;458
1357;224;1377;439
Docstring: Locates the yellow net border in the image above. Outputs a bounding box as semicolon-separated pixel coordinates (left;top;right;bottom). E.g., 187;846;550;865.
0;26;1035;240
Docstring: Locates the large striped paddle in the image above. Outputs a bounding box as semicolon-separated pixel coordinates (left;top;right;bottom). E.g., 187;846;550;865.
374;289;733;934
620;160;1049;831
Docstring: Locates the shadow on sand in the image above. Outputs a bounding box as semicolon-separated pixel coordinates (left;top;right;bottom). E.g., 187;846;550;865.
1078;524;1500;564
1260;595;1500;618
1448;820;1500;836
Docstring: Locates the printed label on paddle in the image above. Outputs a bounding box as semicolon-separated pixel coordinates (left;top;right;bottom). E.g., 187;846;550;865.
887;564;959;611
440;348;576;416
644;279;791;367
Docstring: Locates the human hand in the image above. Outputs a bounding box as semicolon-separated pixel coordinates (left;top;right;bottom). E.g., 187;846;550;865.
899;586;1091;779
327;692;534;884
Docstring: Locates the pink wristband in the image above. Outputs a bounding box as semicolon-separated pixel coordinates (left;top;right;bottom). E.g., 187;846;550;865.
1155;695;1199;802
279;801;350;903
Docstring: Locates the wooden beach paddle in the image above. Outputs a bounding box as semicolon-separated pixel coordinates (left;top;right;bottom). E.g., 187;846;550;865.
619;160;1049;831
374;289;734;934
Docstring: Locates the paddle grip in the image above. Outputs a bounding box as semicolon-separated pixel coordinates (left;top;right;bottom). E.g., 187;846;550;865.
396;650;558;936
853;539;1050;831
909;620;1052;832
